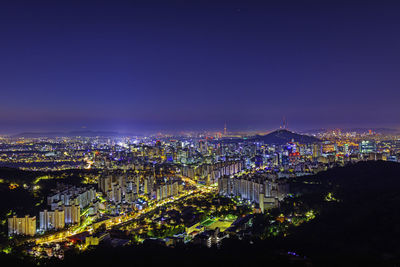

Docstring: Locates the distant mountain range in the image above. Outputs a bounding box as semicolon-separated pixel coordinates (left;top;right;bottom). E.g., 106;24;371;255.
13;130;124;138
249;129;320;144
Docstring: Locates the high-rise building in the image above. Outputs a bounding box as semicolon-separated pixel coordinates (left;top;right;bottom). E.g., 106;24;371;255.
39;209;65;231
63;204;80;225
312;143;321;158
218;173;288;204
359;140;376;154
47;185;96;209
8;215;36;236
98;175;112;193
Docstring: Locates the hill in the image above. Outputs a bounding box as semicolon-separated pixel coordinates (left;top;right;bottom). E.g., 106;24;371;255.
282;161;400;266
249;129;320;144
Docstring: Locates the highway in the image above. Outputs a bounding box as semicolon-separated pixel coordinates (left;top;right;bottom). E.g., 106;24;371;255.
32;175;215;245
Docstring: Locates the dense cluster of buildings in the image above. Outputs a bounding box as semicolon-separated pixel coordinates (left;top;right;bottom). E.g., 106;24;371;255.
8;185;96;236
39;209;67;231
218;171;288;212
155;181;180;201
98;172;183;205
181;160;245;184
47;185;96;209
5;128;400;248
98;173;142;204
39;185;96;231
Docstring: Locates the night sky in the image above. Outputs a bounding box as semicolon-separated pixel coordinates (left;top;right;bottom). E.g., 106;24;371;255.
1;1;400;134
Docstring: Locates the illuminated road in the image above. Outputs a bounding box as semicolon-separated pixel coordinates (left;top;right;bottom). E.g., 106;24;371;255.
31;178;215;245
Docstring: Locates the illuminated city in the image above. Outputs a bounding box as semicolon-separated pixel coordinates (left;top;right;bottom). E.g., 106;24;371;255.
1;127;400;266
2;1;400;267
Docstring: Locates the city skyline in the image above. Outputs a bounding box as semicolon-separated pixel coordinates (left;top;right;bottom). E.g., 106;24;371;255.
2;1;400;266
2;1;400;133
3;121;400;136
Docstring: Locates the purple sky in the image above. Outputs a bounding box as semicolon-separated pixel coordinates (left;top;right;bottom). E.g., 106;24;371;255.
1;1;400;134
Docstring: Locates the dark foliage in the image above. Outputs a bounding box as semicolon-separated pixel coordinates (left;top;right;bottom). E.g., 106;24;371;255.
250;129;320;145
